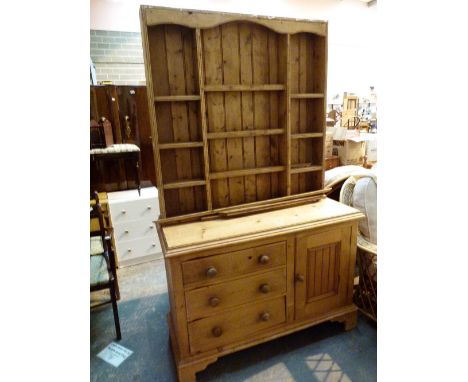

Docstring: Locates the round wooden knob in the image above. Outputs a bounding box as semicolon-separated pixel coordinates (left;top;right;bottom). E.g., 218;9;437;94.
206;267;218;278
209;297;220;307
295;274;305;282
212;326;223;337
259;283;271;294
259;255;270;264
260;311;270;322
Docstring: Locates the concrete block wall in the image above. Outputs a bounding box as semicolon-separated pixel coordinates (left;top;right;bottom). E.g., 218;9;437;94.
90;30;146;85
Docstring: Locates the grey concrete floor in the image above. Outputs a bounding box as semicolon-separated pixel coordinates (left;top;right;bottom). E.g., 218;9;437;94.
91;259;376;382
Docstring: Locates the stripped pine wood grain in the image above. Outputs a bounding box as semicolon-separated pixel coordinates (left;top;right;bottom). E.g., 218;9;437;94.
289;34;300;195
298;34;308;193
239;23;257;202
203;26;230;208
268;31;279;198
149;26;179;215
165;25;195;213
314;247;323;299
284;34;292;195
252;25;271;200
328;244;336;292
321;245;330;295
195;29;213;211
182;29;205;211
221;22;245;206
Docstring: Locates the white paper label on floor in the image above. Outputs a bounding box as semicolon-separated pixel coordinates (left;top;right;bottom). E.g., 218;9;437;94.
97;342;133;367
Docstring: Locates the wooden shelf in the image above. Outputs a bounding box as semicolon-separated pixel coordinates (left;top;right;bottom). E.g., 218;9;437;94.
290;164;323;174
291;133;323;139
159;142;204;150
154;95;201;102
210;166;285;180
204;84;285;92
207;129;285;139
163;179;207;190
290;93;324;99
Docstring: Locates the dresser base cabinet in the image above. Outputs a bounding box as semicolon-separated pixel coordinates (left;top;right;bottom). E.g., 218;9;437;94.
157;198;364;382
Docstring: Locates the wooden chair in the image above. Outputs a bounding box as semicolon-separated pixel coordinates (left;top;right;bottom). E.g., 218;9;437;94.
90;191;122;340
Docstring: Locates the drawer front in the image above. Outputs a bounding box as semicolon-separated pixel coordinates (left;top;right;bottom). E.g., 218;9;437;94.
114;235;162;262
185;268;286;321
109;197;158;224
188;296;286;354
182;241;286;286
113;219;157;243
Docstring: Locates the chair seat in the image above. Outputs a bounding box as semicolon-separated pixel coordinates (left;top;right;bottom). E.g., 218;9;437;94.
90;143;140;155
91;254;110;286
90;236;104;255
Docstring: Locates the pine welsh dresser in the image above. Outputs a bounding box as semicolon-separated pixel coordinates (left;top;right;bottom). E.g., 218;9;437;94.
140;6;365;381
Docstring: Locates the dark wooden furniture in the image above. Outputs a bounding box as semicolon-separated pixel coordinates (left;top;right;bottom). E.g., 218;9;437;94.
90;85;156;193
90;145;142;196
90;191;122;340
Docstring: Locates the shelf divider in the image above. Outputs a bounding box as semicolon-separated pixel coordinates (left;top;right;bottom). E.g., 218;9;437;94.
195;28;213;210
285;34;292;195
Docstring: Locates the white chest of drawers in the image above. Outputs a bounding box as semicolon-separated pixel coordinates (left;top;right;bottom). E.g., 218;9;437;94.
107;187;163;267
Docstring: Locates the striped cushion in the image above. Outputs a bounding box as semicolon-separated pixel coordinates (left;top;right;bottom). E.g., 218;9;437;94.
90;236;104;256
90;254;109;286
90;144;140;155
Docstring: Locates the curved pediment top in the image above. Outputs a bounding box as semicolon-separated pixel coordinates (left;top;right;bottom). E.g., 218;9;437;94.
141;6;327;37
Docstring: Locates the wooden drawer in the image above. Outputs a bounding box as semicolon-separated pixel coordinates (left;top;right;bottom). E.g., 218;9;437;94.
109;198;158;224
188;296;286;354
113;219;156;243
114;235;162;262
185;268;286;321
182;241;286;286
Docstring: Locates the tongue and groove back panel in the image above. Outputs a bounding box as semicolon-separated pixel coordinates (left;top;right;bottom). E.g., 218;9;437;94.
140;7;328;218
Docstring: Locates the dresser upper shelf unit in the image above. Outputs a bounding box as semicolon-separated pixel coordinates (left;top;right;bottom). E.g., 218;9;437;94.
141;6;328;218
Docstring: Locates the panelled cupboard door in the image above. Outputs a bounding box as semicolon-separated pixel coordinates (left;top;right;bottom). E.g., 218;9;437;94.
295;226;351;319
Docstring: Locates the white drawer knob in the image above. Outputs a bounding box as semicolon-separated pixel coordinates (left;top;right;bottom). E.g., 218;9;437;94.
122;210;126;214
147;206;152;210
125;230;129;234
127;249;132;252
149;225;154;229
152;243;156;247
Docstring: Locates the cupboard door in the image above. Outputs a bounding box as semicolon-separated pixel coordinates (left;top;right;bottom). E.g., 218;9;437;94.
295;226;351;319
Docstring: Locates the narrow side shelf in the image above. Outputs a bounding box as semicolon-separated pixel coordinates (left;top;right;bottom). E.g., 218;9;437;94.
163;179;207;189
291;133;323;139
290;164;323;174
159;142;204;150
207;129;284;139
210;166;285;180
154;95;201;102
290;93;324;99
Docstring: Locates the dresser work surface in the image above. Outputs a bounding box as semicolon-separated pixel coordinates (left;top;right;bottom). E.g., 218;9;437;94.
156;197;364;382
